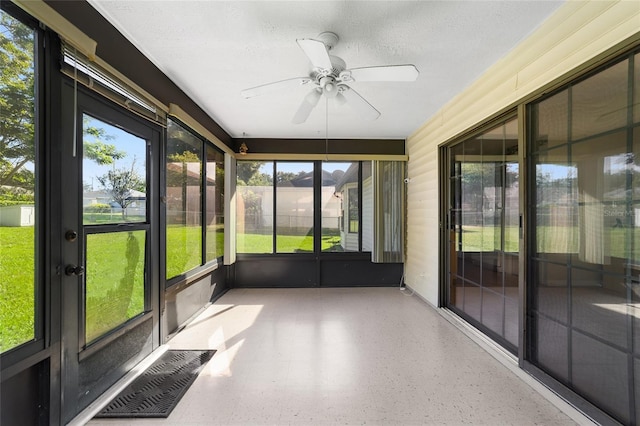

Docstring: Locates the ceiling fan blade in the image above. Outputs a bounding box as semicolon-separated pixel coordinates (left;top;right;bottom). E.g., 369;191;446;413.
241;77;311;99
292;89;322;124
296;38;333;70
343;65;419;82
339;85;380;121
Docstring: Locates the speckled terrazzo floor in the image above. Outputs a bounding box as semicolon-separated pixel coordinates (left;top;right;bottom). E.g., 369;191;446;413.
88;287;580;425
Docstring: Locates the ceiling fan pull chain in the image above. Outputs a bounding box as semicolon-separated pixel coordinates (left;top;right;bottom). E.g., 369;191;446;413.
325;96;329;160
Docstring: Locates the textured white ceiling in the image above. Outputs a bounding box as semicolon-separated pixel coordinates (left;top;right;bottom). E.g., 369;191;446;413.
87;1;564;140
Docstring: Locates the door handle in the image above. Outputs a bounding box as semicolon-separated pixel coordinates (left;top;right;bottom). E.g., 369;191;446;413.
65;264;85;276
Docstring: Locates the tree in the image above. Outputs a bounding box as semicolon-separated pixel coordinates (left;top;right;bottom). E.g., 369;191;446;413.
276;171;298;184
1;12;124;203
96;158;145;220
237;161;264;185
83;117;126;166
0;11;35;189
247;172;272;186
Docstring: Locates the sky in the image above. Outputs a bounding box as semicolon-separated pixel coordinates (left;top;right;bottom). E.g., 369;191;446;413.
83;115;147;192
81;113;356;190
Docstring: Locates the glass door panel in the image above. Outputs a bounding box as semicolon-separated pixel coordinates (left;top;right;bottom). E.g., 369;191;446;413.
447;117;520;352
85;230;146;343
82;114;150;345
83;114;147;224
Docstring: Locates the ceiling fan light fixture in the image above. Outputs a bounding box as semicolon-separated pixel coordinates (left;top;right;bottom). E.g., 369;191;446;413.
319;76;338;98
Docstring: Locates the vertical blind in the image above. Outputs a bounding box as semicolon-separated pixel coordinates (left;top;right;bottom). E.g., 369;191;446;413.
372;161;405;263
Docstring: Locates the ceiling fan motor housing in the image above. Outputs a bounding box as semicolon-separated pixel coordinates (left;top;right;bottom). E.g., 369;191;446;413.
312;55;346;80
317;31;339;50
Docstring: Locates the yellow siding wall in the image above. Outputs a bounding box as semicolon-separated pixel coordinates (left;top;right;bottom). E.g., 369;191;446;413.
405;0;640;305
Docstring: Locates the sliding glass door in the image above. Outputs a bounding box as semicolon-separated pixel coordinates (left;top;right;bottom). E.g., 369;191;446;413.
447;117;520;352
528;52;640;425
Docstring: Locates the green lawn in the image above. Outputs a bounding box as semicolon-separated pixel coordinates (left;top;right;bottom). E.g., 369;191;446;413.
165;224;225;280
460;225;640;259
85;231;146;343
236;231;342;253
6;223;638;352
460;225;520;252
1;224;343;351
0;226;35;352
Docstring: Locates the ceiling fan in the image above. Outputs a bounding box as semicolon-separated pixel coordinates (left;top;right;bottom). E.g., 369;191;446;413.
241;32;419;124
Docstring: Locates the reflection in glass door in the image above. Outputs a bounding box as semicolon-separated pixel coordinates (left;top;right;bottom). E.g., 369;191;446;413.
447;118;520;352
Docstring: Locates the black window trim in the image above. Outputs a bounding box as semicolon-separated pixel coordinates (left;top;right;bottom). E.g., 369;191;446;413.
0;3;48;368
165;117;225;288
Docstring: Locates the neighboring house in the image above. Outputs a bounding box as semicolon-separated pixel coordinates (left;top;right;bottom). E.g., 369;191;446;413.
82;190;113;206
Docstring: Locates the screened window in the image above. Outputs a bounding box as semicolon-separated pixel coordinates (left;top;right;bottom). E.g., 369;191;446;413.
166;118;224;281
237;160;382;255
362;161;373;251
276;162;313;253
206;145;224;262
321;162;360;252
348;188;358;233
166;119;202;278
237;161;273;253
0;10;37;353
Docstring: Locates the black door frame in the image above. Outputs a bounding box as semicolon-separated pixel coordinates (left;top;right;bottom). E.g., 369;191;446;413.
58;81;161;423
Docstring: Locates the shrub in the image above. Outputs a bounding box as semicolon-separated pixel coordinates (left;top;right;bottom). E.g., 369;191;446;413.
84;203;111;213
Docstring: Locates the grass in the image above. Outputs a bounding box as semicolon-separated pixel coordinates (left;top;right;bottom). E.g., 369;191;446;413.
461;225;640;259
0;226;35;352
460;225;520;252
85;231;145;343
236;230;342;253
165;224;225;280
6;222;636;352
1;224;343;351
0;224;225;352
237;233;317;253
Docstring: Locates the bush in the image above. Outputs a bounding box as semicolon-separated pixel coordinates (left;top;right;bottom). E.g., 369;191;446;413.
0;190;35;207
84;203;111;213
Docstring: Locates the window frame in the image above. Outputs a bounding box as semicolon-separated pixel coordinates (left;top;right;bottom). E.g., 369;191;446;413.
0;3;47;367
165;117;225;288
236;160;371;256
